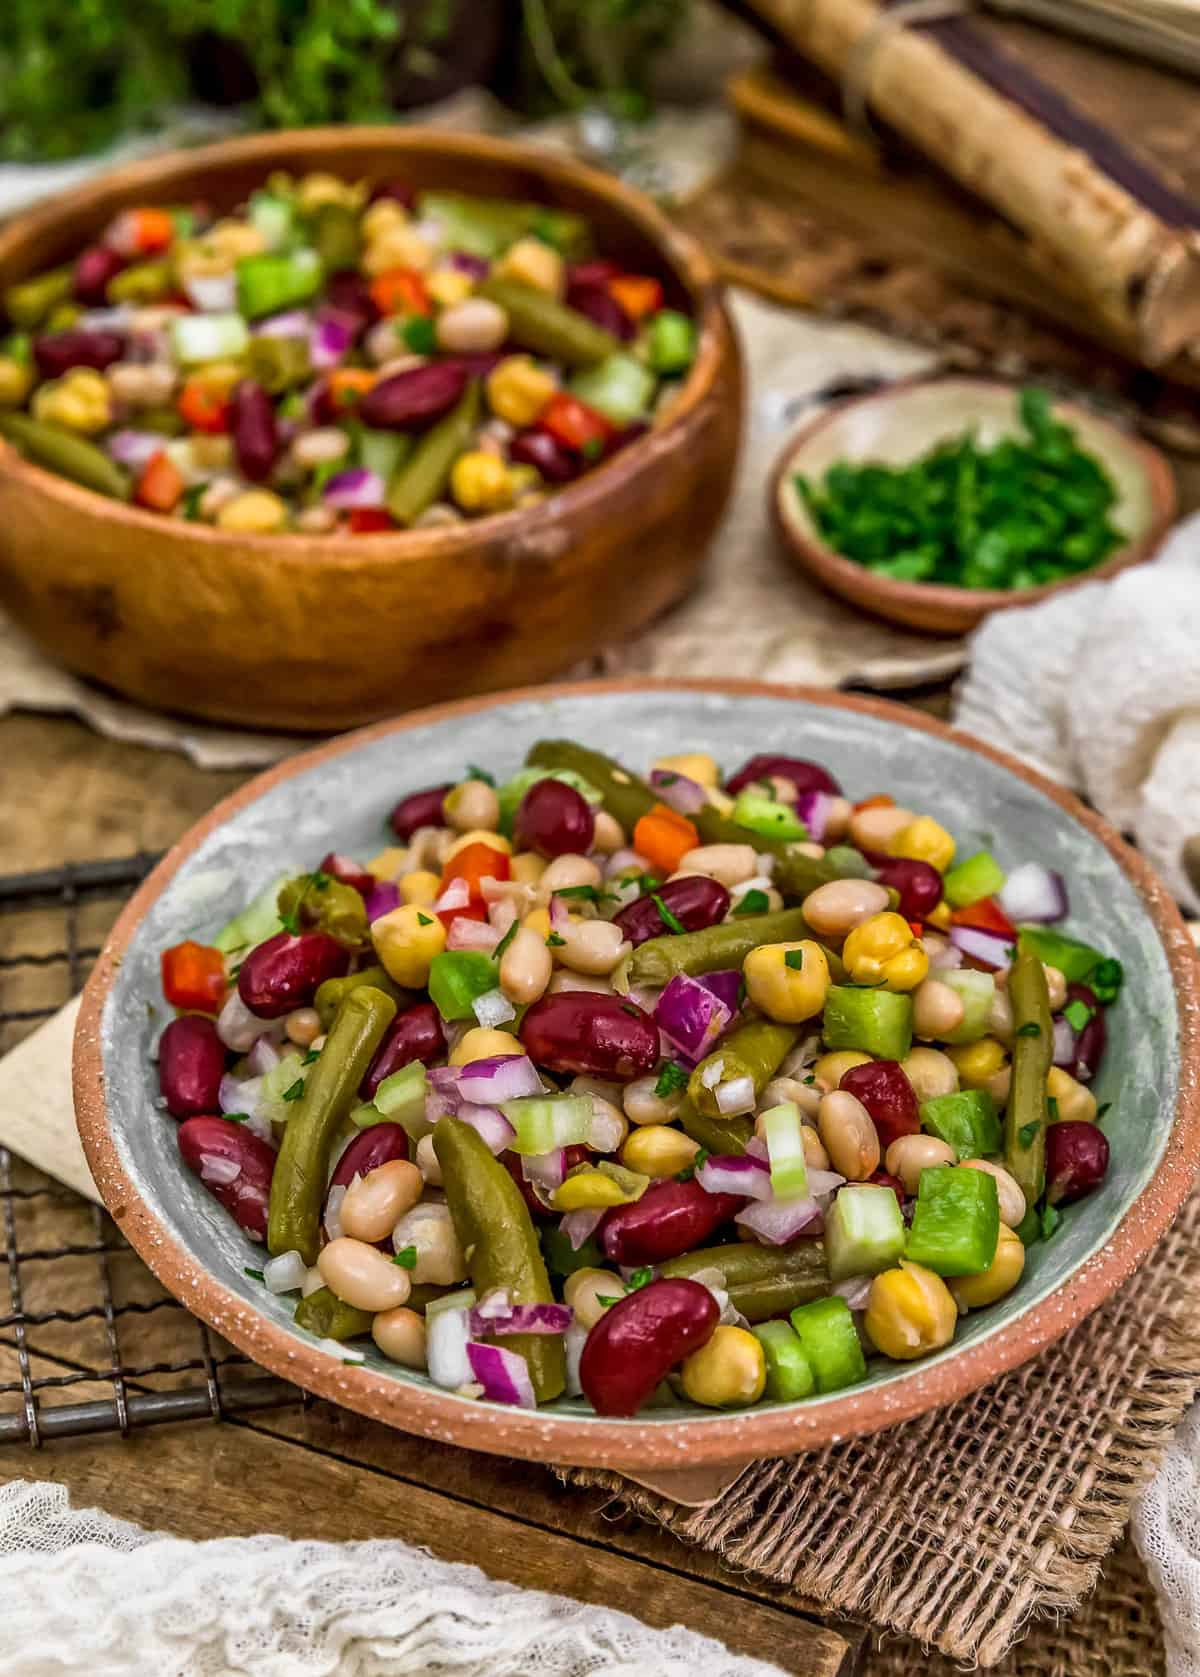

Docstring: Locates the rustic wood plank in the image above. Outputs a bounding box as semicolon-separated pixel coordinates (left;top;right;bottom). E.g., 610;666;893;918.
1;1423;859;1676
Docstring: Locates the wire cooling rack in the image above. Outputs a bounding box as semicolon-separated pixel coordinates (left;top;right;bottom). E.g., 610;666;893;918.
0;855;299;1446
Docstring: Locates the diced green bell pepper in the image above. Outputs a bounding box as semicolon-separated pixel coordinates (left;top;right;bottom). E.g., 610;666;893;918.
570;353;656;426
938;969;996;1046
919;1089;1002;1160
942;851;1006;909
427;951;500;1022
822;985;913;1061
905;1165;1000;1276
825;1184;906;1281
248;190;296;250
1016;926;1105;984
646;309;697;375
752;1320;816;1401
788;1296;867;1393
236;249;322;320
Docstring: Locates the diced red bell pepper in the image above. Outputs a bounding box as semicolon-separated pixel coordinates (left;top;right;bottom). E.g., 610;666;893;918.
369;268;431;318
540;392;613;456
136;451;185;512
347;508;395;534
177;377;230;433
608;274;663;321
319;851;376;897
438;841;510;929
950;896;1018;939
161;940;227;1014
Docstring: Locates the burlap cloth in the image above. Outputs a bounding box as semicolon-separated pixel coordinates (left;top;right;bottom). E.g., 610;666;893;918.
566;1175;1200;1669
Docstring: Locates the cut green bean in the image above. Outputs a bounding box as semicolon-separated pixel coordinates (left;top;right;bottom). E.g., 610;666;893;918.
478;279;618;368
1005;951;1053;1207
0;412;130;499
386;380;481;526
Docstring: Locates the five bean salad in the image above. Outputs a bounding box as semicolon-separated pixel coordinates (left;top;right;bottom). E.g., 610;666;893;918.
157;740;1121;1416
0;175;696;533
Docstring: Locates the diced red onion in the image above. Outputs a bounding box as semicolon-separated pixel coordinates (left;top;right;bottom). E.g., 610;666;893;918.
928;937;964;972
807;1167;847;1201
548;894;569;932
564;1320;587;1396
219;1071;258;1116
474;1287;512;1320
795;790;834;842
605;848;648;880
522;1148;567;1189
715;1074;756;1116
434;877;471;914
832;1275;874;1310
699;1058;723;1090
363;880;400;922
183;271;236;313
997;863;1069;924
473;988;515;1029
649;769;707;816
217;988;282;1053
465;1341;537;1409
456;1103;516;1155
488;897;520;936
106;429;164;470
246;1036;282;1078
697;970;743;1017
253;309;311;338
457;1054;543;1106
561;1208;604;1250
696;1153;771;1200
948;924;1014;972
427;1307;473;1389
655;973;732;1063
263;1250;308;1294
447;918;501;954
1052;1014;1078;1069
468;1302;572;1338
323;1183;347;1241
448;251;490;279
735;1196;822;1244
323;467;386;509
425;1087;457;1124
586;1108;626;1154
310;308;357;369
78;306;136;331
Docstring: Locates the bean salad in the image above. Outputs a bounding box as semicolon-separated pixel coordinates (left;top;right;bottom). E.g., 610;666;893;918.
157;740;1121;1415
0;174;696;533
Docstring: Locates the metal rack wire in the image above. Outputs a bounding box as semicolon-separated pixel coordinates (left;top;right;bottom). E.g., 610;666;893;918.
0;855;299;1445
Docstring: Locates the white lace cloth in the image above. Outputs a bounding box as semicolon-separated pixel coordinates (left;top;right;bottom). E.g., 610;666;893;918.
0;1479;786;1677
1137;1405;1200;1677
953;510;1200;914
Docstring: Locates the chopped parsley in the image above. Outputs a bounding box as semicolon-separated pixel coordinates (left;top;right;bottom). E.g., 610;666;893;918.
627;1266;654;1290
554;884;602;902
417;912;434;927
597;1294;621;1308
733;889;770;917
620;1002;641;1018
1015;1021;1042;1038
402;315;436;354
302;1048;321;1065
280;869;332;935
180;482;206;521
1047;1096;1061;1123
244;1267;265;1282
465;763;496;786
282;1078;306;1103
656;771;679;785
651;893;686;935
1086;957;1123;1004
581;436;604;462
493;919;520;961
224;1112;251;1123
392;1246;418;1269
694;1148;710;1169
1063;998;1093;1033
654;1061;689;1098
1018;1120;1040;1148
547;932;566;947
1096;1102;1112;1120
1040;1204;1062;1240
784;948;806;971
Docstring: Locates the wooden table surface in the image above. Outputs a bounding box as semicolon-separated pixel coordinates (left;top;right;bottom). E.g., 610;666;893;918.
0;708;866;1677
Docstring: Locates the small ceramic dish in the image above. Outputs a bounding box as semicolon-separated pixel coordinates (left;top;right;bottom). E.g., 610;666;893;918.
772;378;1176;636
73;680;1200;1471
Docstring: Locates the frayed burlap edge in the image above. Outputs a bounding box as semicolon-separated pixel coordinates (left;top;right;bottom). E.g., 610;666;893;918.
564;1179;1200;1667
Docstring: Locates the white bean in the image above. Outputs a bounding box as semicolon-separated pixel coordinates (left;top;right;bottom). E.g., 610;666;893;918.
912;979;966;1041
291;427;350;469
499;925;553;1006
817;1090;880;1180
623;1074;683;1126
900;1047;959;1103
591;811;625;855
318;1238;412;1312
415;1133;442;1185
961;1159;1027;1228
391;1202;467;1286
759;1076;822;1121
372;1306;427;1368
678;844;758;888
849;804;914;852
801;879;890;941
555;918;630;977
885;1134;956;1195
435;298;509;354
339;1159;424;1243
541;854;602;893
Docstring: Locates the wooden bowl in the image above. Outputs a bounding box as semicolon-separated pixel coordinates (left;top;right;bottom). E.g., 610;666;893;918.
772;378;1176;636
0;130;741;732
73;679;1200;1472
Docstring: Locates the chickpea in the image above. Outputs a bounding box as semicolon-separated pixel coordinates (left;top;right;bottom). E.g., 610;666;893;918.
912;979;966;1041
1046;1066;1098;1124
391;1203;467;1287
372;1306;427;1369
813;1050;871;1090
817;1090;880;1180
951;1224;1025;1312
499;924;553;1007
884;1134;956;1195
364;224;434;275
678;844;758;889
217;489;289;534
949;1037;1008;1090
864;1261;957;1360
590;811;625;855
654;752;719;788
368;846;410;881
623;1075;684;1127
843;912;929;992
285;1007;322;1048
444;778;501;833
541;854;602;894
1044;965;1068;1012
564;1268;624;1330
340;1159;424;1243
743;940;831;1024
318;1238;412;1312
436;297;509;354
961;1159;1026;1228
800;879;890;942
449;1027;525;1067
371;902;446;987
415;1133;442;1185
495;236;564;297
889;815;955;872
760;1076;822;1121
555;918;629;977
511;851;547;886
849;803;914;853
399;869;441;907
291;427;350;469
621;1124;698;1179
900;1047;959;1103
680;1326;766;1408
408;825;454;871
443;829;510;865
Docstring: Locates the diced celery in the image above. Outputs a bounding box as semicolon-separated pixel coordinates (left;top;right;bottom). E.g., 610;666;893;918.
919;1090;1002;1160
260;1052;306;1122
760;1102;809;1201
427;951;500;1021
646;309;696;375
501;1095;593;1155
170;311;250;366
825;1184;906;1281
570;353;657;426
905;1165;1000;1276
374;1060;428;1127
730;791;807;842
248;190;296;251
942;851;1006;908
822;986;913;1061
496;766;603;835
1017;925;1109;985
212;870;294;955
349;1102;387;1129
938;969;996;1045
788;1296;867;1393
356;426;412;482
236;249;322;321
416;192;591;260
752;1320;815;1401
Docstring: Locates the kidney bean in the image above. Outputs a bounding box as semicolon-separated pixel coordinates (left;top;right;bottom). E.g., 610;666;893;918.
324;270;378;336
1045;1120;1110;1206
521;993;657;1083
330;1122;410;1191
725;754;841;799
361;1001;445;1098
178;1115;276;1240
613;875;731;948
390;782;452;840
565;284;635;342
453;351;506;381
320;851;376;897
567;260;619;290
73;244;126;305
604;419;648;459
514;778;595;859
508;428;578;484
599;1178;745;1267
231;380;280;482
371;179;417;209
1066;983;1106;1083
874;858;943;922
839;1060;920;1149
158;1015;226;1118
580;1277;719;1415
359;361;468;430
33;328;125;380
237;930;350;1019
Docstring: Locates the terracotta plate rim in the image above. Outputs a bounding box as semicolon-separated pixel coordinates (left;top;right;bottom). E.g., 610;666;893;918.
73;678;1200;1470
